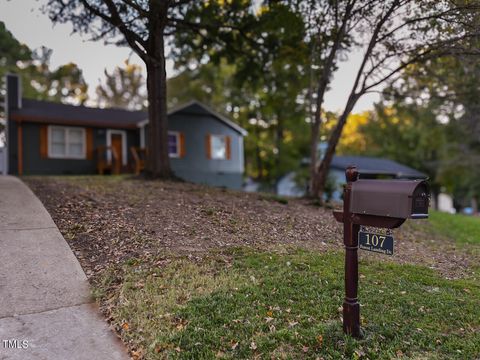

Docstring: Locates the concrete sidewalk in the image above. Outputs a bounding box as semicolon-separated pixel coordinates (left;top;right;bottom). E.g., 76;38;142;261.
0;176;128;359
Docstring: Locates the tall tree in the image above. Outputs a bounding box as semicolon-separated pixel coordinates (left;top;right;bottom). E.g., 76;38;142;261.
301;0;480;199
1;23;88;136
0;21;32;140
168;57;311;184
21;46;88;105
1;23;87;105
173;2;311;183
44;0;256;178
96;60;147;110
340;46;480;210
381;51;480;210
0;21;31;81
361;103;446;203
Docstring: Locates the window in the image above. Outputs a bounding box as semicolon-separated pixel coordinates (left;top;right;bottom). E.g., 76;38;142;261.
48;126;86;159
210;135;229;160
168;131;180;158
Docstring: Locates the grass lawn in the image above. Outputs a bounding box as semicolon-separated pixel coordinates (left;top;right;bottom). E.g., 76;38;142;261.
95;249;479;359
429;211;480;246
24;177;480;359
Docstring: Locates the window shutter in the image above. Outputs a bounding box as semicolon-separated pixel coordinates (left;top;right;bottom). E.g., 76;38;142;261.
205;134;211;159
40;125;48;159
86;128;94;160
226;136;231;160
179;133;186;158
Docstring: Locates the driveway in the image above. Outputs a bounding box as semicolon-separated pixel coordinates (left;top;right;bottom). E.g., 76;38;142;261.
0;176;128;359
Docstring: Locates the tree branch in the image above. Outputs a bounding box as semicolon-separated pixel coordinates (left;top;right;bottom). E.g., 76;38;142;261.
80;0;148;60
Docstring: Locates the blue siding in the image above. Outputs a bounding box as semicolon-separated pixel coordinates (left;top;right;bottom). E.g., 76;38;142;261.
18;123;139;175
23;123;95;175
168;113;244;189
7;101;245;189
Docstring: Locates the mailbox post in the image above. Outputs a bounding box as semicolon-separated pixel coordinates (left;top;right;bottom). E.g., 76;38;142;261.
342;166;361;337
333;165;429;338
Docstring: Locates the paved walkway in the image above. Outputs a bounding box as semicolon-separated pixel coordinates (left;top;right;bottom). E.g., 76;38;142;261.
0;176;128;359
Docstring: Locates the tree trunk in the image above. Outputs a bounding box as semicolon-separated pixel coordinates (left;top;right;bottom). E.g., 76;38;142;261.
472;197;478;215
255;125;264;180
312;95;359;199
145;9;172;178
309;116;321;190
275;116;284;181
308;2;355;197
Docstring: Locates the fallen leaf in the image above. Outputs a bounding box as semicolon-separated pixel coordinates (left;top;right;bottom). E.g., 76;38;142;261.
131;349;143;360
354;349;365;358
250;341;257;350
317;335;323;347
231;341;239;350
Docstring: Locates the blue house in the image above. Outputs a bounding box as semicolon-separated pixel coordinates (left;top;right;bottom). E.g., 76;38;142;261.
277;155;428;199
4;74;247;189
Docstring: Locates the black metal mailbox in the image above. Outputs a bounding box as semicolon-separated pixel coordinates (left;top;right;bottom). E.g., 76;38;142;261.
350;179;429;219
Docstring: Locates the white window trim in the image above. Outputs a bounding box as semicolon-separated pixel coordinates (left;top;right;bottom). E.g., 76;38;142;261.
168;131;181;158
106;129;128;166
48;125;86;160
210;134;228;160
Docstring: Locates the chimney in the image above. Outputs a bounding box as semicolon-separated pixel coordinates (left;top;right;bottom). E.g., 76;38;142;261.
5;73;22;111
4;74;22;175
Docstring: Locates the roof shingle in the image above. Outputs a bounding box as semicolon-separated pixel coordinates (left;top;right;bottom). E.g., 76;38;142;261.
331;155;427;179
11;99;148;129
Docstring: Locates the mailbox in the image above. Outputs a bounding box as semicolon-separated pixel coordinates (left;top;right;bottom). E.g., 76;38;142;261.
350;179;429;219
333;167;430;338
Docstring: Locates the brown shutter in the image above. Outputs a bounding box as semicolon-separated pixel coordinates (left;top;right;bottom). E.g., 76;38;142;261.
179;133;186;158
225;136;231;160
40;125;48;159
205;134;211;159
86;128;94;160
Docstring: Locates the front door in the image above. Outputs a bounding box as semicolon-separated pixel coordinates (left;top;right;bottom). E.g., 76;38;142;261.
111;134;123;168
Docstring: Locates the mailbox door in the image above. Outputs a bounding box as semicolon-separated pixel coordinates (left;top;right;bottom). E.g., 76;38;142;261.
411;184;429;218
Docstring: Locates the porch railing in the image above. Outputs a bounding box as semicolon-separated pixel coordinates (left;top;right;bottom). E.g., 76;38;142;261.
130;147;147;175
97;145;120;175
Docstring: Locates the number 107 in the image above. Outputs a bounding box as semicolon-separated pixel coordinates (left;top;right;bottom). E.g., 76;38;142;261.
364;234;386;247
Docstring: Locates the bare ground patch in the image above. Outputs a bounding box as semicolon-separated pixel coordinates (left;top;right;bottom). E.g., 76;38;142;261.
25;176;478;280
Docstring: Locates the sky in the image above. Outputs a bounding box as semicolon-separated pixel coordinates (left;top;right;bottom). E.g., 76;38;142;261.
0;0;379;113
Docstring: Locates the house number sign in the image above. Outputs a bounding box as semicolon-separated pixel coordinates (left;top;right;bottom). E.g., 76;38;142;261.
358;226;394;255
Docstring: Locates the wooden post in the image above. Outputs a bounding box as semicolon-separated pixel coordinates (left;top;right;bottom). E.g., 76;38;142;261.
343;165;361;337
